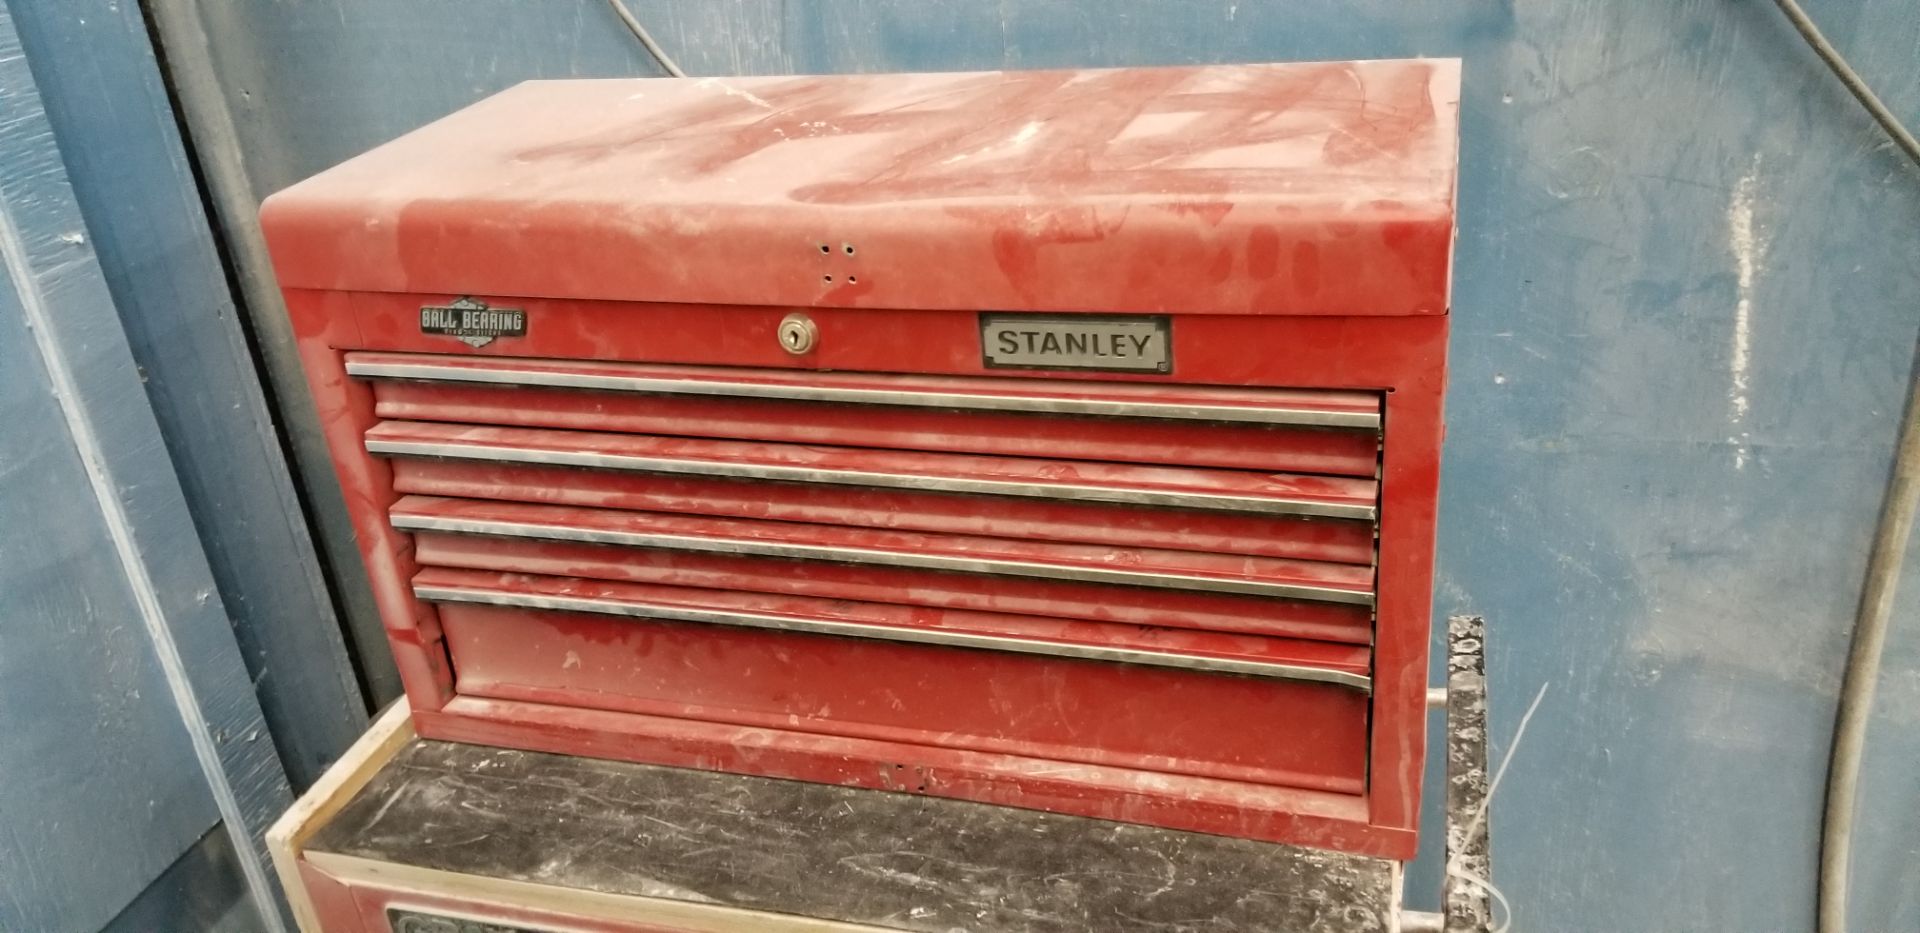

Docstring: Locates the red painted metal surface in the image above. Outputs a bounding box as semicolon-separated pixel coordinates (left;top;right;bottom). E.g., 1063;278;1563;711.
264;60;1457;860
298;860;369;933
262;64;1458;318
417;568;1373;676
392;458;1379;565
411;533;1376;645
418;696;1398;854
391;494;1375;600
367;421;1380;516
439;595;1368;792
363;365;1384;477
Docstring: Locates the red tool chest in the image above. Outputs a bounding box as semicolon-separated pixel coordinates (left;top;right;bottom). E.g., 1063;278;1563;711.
262;59;1459;859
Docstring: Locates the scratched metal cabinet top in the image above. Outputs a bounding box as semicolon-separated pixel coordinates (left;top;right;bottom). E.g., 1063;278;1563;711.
260;60;1460;317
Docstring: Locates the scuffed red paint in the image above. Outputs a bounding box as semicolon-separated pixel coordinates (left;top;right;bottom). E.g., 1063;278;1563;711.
261;61;1458;318
262;60;1455;860
415;697;1411;857
368;374;1384;477
439;597;1369;793
387;458;1379;565
414;533;1376;645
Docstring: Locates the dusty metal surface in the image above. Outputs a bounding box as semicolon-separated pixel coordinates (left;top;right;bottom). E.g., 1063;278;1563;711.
264;61;1452;856
261;61;1459;319
342;353;1386;428
1443;615;1493;933
412;583;1373;688
311;739;1396;932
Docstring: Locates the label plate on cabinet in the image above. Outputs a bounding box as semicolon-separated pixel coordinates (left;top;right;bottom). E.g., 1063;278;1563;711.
420;296;527;348
980;314;1171;373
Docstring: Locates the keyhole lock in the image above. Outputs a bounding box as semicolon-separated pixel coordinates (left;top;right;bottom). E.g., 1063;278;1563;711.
778;313;818;355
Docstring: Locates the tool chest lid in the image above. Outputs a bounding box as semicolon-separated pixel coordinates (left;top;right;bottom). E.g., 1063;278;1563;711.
262;59;1459;316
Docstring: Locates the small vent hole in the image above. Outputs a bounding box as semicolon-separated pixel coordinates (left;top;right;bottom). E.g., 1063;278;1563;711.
823;274;834;283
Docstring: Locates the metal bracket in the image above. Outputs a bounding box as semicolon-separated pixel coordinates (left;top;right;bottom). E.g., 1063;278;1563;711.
1397;614;1494;933
1443;614;1494;931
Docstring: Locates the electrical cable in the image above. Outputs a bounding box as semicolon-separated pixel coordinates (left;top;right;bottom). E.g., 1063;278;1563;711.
1445;681;1548;933
1770;2;1920;932
605;0;687;77
1773;0;1920;172
1820;343;1920;933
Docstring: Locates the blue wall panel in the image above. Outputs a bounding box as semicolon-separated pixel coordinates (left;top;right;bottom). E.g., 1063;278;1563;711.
0;294;219;930
0;4;293;928
179;1;1920;928
8;0;370;792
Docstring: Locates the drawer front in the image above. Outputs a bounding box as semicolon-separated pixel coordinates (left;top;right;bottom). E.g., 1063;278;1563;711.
353;351;1383;797
437;597;1370;793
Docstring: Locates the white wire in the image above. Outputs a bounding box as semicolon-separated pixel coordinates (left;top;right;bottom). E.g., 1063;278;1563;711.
1449;867;1515;933
1447;680;1550;933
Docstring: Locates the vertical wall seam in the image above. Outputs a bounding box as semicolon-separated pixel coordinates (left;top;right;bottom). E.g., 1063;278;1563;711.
143;0;401;705
0;200;289;933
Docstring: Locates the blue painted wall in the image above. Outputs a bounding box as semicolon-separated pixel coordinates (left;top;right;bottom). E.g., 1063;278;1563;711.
9;0;369;793
0;4;293;928
182;1;1920;928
